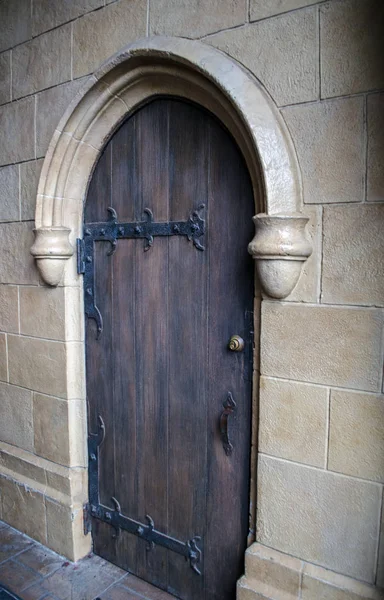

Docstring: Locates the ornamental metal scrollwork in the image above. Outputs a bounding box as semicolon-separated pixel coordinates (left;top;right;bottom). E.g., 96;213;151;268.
77;205;206;338
85;414;202;575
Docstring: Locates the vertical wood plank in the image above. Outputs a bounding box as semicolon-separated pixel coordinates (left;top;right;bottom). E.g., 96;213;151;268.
110;117;139;572
205;119;254;600
85;145;111;223
167;101;208;600
85;143;115;562
134;100;170;587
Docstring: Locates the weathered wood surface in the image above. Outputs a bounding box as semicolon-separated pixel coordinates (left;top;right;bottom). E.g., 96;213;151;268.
85;98;254;600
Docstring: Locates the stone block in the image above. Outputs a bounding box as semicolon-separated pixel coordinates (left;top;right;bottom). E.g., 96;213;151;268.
0;285;19;333
0;51;11;104
0;441;80;506
20;159;44;220
8;335;67;398
20;286;65;341
0;382;33;451
68;468;88;505
320;0;384;98
0;222;39;284
377;508;384;588
36;78;86;158
322;204;384;306
245;543;302;597
250;0;318;21
0;0;31;52
12;25;71;100
237;577;282;600
302;575;376;600
303;559;384;599
282;97;364;204
46;499;90;560
0;442;47;487
150;0;247;39
33;393;70;465
0;164;19;222
66;342;86;400
72;0;147;78
287;205;321;302
261;302;383;392
367;93;384;202
328;390;384;482
0;334;7;382
67;399;87;467
45;465;71;499
207;7;318;106
259;376;328;467
32;0;104;36
0;97;35;165
0;476;47;544
257;454;381;583
64;287;84;342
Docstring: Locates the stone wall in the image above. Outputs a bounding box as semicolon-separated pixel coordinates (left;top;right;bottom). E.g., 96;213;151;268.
0;0;383;598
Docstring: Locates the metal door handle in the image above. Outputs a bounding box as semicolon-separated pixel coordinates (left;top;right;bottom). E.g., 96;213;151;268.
220;392;236;456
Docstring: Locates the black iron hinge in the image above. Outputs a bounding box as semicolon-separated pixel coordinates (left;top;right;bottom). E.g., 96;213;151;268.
77;238;85;275
76;205;206;339
83;503;92;535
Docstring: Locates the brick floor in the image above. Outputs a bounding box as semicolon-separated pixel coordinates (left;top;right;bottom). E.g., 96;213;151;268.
0;522;174;600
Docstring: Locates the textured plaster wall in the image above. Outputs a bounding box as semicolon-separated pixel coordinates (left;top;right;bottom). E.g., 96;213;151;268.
0;0;383;592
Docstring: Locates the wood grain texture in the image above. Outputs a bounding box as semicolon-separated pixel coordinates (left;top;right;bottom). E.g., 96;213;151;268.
85;98;254;600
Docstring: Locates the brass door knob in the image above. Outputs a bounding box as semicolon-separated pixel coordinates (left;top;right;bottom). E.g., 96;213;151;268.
228;335;245;352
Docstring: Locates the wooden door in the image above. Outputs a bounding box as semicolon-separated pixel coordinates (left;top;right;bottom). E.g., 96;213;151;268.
84;98;254;600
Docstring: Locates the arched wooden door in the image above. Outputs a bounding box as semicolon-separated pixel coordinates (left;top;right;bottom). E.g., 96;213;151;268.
83;98;255;600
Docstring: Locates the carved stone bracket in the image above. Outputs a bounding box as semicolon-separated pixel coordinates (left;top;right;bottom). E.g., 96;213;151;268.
248;213;312;299
31;227;74;286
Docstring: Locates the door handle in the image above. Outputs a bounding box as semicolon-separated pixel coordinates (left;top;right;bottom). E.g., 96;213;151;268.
220;392;236;456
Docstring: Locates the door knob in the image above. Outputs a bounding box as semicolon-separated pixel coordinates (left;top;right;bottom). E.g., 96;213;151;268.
228;335;245;352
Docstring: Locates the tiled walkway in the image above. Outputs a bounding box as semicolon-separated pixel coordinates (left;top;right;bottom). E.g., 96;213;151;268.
0;521;174;600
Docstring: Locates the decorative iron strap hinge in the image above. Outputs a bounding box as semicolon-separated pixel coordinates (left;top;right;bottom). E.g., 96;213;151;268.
77;204;206;338
77;238;85;275
87;415;202;575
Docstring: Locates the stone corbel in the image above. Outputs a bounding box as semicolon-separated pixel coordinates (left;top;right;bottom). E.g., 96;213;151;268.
31;227;74;286
248;213;312;299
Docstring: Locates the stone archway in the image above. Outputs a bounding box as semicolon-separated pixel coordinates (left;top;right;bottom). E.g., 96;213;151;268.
31;36;310;291
30;35;311;563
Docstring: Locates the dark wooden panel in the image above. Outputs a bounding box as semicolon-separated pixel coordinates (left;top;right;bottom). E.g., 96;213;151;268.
85;141;114;566
85;143;111;223
85;98;255;600
87;243;115;562
109;110;139;573
205;119;254;600
167;101;208;600
133;101;170;586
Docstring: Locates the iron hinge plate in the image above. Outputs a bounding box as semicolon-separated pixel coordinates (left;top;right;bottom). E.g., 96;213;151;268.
78;204;205;339
83;503;92;535
77;238;85;275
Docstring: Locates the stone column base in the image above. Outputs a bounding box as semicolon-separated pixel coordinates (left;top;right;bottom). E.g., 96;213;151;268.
0;442;91;561
239;543;384;600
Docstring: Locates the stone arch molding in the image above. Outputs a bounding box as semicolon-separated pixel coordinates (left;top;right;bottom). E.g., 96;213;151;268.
31;36;312;297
